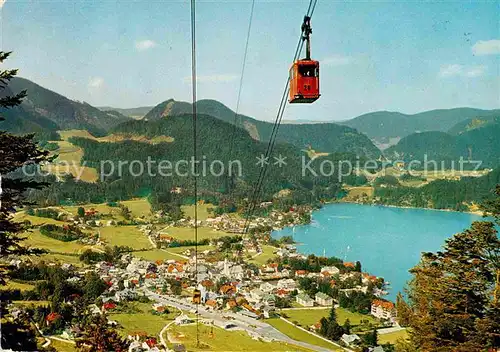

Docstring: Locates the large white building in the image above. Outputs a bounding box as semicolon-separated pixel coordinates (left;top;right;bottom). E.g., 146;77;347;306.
277;278;297;291
315;292;333;306
371;299;396;322
296;293;314;307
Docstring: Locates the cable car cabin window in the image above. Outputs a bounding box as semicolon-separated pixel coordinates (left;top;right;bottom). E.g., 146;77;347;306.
298;65;318;77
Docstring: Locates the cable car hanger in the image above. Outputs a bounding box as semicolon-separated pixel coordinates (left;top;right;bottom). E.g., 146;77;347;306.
302;15;313;60
289;15;320;104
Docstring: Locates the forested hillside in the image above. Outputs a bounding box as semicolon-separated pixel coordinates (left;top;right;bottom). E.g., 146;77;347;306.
143;99;381;158
27;114;364;206
0;85;60;140
448;115;500;135
374;167;500;210
7;77;129;135
385;122;500;168
342;108;500;141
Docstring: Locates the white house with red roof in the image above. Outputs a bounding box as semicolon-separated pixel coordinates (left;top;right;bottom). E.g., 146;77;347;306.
371;299;397;322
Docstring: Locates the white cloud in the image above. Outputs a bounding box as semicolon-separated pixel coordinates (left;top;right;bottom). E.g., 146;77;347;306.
322;55;352;66
439;64;486;78
88;77;104;89
183;74;239;83
464;65;487;78
439;64;463;78
135;39;157;51
0;0;6;9
472;39;500;56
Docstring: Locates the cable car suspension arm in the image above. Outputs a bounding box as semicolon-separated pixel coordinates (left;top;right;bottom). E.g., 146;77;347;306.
302;15;312;60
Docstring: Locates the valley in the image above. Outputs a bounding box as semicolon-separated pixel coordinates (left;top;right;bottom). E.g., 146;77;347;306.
2;75;499;352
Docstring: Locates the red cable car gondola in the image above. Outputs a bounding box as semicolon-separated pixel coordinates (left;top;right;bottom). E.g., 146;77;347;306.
289;16;320;104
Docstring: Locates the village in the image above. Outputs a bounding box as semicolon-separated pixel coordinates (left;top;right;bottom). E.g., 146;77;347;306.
3;199;406;352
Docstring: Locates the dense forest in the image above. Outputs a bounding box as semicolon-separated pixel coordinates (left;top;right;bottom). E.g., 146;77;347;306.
23;114;375;208
385;121;500;168
144;99;382;158
343;107;500;140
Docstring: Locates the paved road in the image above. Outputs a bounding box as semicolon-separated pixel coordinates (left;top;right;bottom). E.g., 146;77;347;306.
144;290;337;352
159;304;183;350
377;325;406;335
159;320;176;350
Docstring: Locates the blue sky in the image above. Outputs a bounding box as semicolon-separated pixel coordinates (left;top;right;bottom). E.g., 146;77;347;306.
1;0;498;121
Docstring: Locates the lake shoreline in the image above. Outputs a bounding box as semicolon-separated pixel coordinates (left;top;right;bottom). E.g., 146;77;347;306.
272;202;484;301
333;199;484;216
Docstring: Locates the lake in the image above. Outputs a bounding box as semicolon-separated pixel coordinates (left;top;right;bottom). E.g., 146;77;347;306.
271;203;484;301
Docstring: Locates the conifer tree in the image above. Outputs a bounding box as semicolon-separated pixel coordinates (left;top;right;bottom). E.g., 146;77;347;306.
406;186;500;350
0;51;50;350
75;314;128;352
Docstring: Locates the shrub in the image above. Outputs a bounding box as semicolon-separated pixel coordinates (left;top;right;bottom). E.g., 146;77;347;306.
39;224;83;242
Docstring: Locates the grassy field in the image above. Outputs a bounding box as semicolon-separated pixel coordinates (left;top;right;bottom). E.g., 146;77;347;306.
12;301;50;307
98;133;174;144
3;280;35;291
378;329;410;344
343;186;374;201
249;245;278;265
99;226;152;250
23;229;90;254
133;249;195;261
133;249;186;262
163;226;231;242
109;302;176;336
36;253;83;266
13;212;67;226
138;245;216;261
62;203;120;216
167;324;314;352
399;179;428;187
181;204;212;221
166;245;214;255
59;129;176;145
303;149;330;160
50;130;99;182
121;199;152;218
281;308;379;331
58;130;97;140
409;168;489;182
49;338;77;352
16;198;152;222
57;199;150;219
266;318;341;351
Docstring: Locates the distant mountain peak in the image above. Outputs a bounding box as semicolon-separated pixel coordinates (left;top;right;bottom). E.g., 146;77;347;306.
143;98;381;158
4;77;129;136
342;107;500;141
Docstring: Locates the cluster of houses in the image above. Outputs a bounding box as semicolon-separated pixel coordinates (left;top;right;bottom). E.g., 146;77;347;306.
6;241;399;352
8;200;400;351
172;204;314;234
89;245;397;325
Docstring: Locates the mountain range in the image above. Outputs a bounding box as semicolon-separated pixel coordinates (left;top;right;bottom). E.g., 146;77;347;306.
385;121;500;168
4;77;128;137
66;113;358;203
3;77;500;168
143;99;381;158
341;108;500;141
